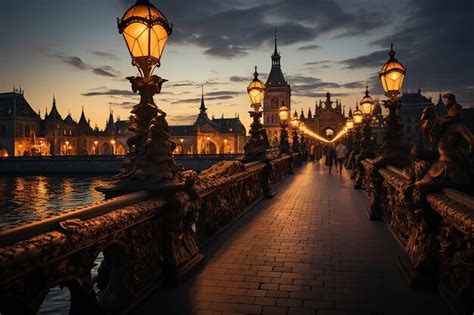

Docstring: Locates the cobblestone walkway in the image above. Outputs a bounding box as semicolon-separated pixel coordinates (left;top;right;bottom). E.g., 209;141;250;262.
137;162;449;315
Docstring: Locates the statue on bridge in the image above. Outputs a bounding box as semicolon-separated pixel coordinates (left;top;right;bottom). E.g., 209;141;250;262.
414;93;474;193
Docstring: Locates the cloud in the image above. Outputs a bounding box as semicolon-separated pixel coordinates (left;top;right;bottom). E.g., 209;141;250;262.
285;74;366;97
82;88;136;97
108;101;136;108
171;95;234;104
339;50;387;69
168;114;199;124
54;54;120;78
154;0;385;58
93;67;117;77
298;44;320;51
342;0;474;98
55;55;89;70
206;91;241;97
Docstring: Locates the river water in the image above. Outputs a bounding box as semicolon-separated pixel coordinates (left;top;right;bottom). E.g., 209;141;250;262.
0;175;109;314
0;175;108;229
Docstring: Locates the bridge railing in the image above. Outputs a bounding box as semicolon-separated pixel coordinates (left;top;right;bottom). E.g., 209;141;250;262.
356;160;474;314
0;153;301;315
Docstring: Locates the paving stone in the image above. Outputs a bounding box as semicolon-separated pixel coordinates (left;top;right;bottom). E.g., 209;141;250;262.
135;164;451;315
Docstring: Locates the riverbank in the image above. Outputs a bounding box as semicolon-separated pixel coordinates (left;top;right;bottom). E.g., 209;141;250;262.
0;154;242;174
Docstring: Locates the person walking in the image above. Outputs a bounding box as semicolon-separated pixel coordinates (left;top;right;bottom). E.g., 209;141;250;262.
309;144;316;162
325;144;336;174
335;141;348;174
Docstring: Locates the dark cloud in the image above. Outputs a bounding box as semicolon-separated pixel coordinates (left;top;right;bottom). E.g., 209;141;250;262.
298;44;320;51
108;101;135;108
93;67;116;77
154;0;385;58
206;91;241;97
55;55;89;70
82;88;136;97
230;72;269;83
339;50;386;69
286;75;366;97
55;54;120;78
343;0;474;98
171;95;234;104
168;114;198;124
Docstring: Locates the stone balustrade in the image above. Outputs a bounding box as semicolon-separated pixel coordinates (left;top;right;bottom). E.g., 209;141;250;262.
355;159;474;314
0;153;300;315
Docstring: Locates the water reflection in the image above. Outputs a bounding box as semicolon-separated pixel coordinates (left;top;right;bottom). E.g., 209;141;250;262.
0;175;107;228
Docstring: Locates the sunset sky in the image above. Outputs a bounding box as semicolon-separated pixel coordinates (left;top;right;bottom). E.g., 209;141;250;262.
0;0;472;130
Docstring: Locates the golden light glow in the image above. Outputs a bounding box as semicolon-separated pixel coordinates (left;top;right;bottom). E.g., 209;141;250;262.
94;140;98;145
346;119;354;130
247;67;265;106
360;86;374;116
279;103;289;121
291;116;300;128
110;140;116;145
119;0;173;76
180;138;184;143
379;44;406;96
353;109;363;124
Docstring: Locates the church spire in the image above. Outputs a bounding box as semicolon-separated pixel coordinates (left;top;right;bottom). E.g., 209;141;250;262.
199;84;207;115
274;28;278;55
271;29;281;67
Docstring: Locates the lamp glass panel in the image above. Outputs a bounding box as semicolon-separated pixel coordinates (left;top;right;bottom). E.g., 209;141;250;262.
279;106;288;121
248;88;263;105
353;111;363;124
150;25;168;60
360;102;372;115
124;23;148;58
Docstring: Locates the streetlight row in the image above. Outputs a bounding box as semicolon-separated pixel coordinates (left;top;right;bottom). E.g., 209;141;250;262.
112;0;407;184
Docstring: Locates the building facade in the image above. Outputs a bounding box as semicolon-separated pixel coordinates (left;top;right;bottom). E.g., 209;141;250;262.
169;92;246;154
263;34;291;145
399;89;435;146
0;90;127;157
295;92;347;140
0;89;246;157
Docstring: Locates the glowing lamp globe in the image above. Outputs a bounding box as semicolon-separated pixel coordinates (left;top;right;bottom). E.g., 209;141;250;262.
353;108;363;125
118;0;173;77
360;86;374;116
346;119;354;130
379;44;406;97
279;103;289;121
247;67;265;107
291;116;300;129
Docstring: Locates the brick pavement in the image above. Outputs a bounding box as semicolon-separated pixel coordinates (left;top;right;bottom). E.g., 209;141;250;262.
136;162;450;315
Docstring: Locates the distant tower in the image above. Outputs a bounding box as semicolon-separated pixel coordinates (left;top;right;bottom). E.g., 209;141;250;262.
263;30;291;143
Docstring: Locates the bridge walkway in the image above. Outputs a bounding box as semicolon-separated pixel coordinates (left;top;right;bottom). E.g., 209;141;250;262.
137;162;449;315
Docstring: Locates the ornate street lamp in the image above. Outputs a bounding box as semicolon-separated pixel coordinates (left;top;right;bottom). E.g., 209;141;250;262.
373;43;410;168
346;119;354;130
278;103;291;154
291;113;300;153
118;0;172;78
243;66;270;161
96;0;183;194
360;86;374;117
379;44;406;143
354;87;376;189
352;105;363;125
105;0;184;191
379;44;406;99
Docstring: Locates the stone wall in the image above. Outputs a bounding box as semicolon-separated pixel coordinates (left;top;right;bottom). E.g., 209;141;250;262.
357;161;474;314
0;153;300;315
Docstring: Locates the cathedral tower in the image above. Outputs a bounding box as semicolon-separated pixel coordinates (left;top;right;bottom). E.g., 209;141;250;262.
263;32;291;144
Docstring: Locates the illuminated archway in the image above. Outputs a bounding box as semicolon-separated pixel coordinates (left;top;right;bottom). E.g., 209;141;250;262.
0;146;9;157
